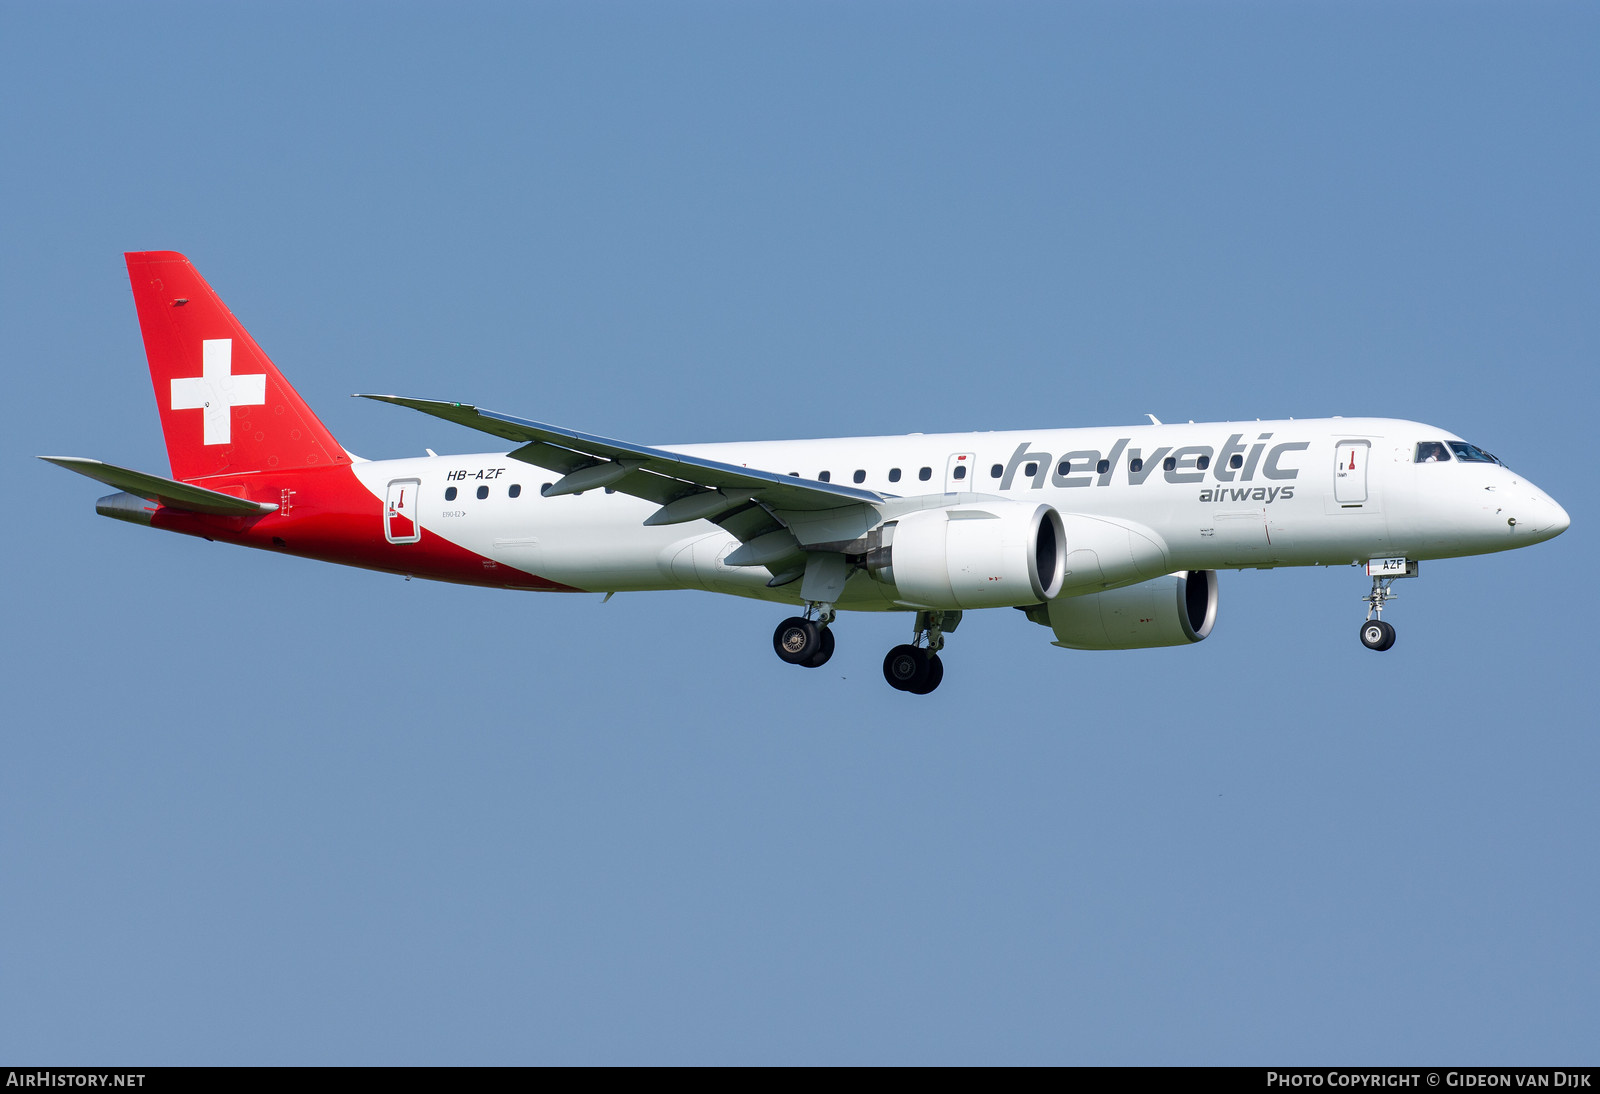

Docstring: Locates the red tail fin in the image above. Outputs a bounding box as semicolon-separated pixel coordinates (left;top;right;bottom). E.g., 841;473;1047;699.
126;251;348;482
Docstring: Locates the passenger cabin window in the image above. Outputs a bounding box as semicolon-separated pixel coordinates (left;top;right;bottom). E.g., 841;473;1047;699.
888;468;902;483
1058;460;1072;475
444;486;457;501
1415;441;1451;463
919;467;932;481
1162;457;1177;472
1196;455;1211;471
1096;459;1110;474
476;485;489;499
1229;454;1244;469
509;484;522;498
818;471;831;482
991;464;1003;479
1024;462;1038;477
1449;442;1500;464
952;465;967;481
853;469;866;484
542;483;552;494
789;471;800;477
1129;458;1144;473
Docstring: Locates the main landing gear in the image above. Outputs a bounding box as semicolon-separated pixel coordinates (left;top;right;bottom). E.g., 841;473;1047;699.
1358;561;1418;652
771;607;961;693
773;606;835;669
882;610;960;695
883;644;942;694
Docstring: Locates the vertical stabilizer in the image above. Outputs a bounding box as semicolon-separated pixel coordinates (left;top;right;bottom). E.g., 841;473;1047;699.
125;251;347;482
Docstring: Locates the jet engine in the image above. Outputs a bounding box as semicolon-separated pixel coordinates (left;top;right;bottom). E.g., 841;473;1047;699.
1026;570;1218;649
1056;514;1172;593
868;502;1067;610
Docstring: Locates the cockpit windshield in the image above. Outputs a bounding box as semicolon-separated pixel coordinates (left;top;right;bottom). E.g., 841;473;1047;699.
1449;442;1501;465
1416;440;1503;465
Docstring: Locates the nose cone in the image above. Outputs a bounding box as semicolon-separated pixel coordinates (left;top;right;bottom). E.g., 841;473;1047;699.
1543;496;1571;537
1526;490;1570;542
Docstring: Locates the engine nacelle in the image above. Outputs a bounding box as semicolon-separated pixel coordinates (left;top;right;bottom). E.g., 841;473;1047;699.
871;502;1066;610
1057;513;1173;593
1029;570;1218;649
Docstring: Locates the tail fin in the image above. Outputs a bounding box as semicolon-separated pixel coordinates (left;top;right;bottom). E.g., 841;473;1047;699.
125;251;348;482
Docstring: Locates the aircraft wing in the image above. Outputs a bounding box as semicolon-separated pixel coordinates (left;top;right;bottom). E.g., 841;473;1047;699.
358;395;888;586
357;395;885;511
40;457;278;516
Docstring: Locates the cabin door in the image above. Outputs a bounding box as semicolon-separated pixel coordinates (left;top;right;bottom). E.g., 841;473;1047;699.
1333;441;1370;506
385;479;422;544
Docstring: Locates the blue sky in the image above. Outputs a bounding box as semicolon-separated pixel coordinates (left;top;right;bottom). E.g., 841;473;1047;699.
2;1;1595;1064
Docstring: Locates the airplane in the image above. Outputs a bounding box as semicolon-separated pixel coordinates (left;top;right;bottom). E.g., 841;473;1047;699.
44;251;1571;694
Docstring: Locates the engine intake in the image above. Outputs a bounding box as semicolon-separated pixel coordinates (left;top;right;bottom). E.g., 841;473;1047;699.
870;502;1066;610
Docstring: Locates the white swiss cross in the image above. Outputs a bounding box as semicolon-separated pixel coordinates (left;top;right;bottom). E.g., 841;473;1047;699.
170;339;267;446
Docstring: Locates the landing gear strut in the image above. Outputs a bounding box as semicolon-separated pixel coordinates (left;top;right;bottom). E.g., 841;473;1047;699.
1358;561;1416;652
773;603;836;668
882;610;959;694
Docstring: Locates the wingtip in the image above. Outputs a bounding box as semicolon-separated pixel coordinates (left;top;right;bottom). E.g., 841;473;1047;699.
362;394;483;413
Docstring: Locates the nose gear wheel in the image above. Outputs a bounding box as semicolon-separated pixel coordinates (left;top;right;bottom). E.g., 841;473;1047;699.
1360;619;1396;651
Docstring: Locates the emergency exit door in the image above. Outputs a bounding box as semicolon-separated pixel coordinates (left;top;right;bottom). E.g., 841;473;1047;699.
945;452;974;492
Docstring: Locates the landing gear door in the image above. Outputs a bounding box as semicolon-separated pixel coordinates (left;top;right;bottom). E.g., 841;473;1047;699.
945;452;974;493
1334;440;1370;506
385;478;422;544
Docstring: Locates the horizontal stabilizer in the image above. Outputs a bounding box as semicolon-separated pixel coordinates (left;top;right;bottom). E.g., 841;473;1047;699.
40;457;278;516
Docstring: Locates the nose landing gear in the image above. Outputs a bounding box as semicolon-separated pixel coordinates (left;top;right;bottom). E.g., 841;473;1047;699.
1358;559;1416;652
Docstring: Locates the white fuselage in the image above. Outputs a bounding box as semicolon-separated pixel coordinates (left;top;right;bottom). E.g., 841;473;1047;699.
351;416;1569;609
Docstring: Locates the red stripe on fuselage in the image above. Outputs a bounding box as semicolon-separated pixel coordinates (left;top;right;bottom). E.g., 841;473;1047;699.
149;463;580;591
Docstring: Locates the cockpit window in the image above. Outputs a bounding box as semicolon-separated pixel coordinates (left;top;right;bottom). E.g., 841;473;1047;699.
1448;442;1500;465
1415;441;1451;463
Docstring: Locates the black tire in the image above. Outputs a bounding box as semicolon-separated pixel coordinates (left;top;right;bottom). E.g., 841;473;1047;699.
1360;619;1396;651
1376;620;1396;651
882;644;928;691
908;653;944;694
803;626;836;668
774;617;821;665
